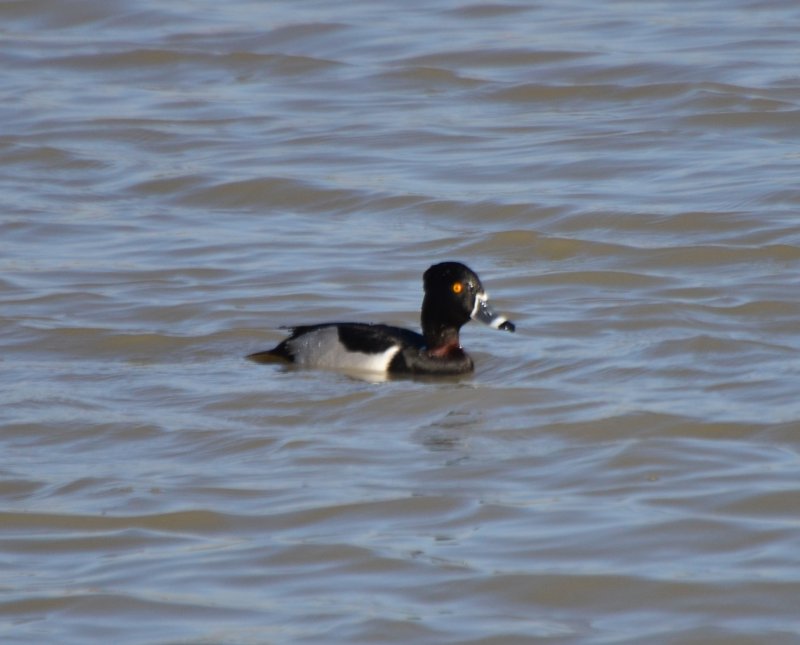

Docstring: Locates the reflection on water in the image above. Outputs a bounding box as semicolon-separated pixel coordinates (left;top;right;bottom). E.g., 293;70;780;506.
2;0;800;642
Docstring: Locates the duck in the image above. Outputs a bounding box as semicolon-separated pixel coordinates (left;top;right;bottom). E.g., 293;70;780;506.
247;261;515;375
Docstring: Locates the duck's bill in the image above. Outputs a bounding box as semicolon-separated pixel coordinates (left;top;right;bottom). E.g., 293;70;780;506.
471;293;516;332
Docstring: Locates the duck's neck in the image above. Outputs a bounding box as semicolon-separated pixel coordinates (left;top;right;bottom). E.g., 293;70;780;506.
422;321;462;355
421;294;467;354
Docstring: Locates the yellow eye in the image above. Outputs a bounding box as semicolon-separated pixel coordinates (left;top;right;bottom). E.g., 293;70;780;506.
452;282;463;294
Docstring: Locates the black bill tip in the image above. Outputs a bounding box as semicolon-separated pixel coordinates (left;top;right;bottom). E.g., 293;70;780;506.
497;320;515;332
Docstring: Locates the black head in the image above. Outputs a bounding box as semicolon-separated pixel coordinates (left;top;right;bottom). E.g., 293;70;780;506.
421;262;515;350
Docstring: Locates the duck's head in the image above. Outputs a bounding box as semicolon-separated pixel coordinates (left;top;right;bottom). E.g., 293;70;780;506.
421;262;515;351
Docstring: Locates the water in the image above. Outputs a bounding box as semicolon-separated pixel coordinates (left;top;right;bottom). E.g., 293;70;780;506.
2;1;800;643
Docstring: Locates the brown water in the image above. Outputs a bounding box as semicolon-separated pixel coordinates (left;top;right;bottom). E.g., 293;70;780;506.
2;1;800;643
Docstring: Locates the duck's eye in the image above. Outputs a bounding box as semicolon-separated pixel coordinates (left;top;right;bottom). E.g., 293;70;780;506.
452;282;463;294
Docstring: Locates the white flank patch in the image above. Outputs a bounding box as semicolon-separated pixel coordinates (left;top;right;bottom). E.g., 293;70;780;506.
288;327;401;373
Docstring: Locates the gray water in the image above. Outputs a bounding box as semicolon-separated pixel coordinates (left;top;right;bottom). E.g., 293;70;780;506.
2;1;800;643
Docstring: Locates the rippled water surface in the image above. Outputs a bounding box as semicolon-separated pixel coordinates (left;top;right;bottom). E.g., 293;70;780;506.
3;1;800;643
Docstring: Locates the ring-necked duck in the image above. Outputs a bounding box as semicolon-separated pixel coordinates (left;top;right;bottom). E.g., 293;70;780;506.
247;261;515;375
